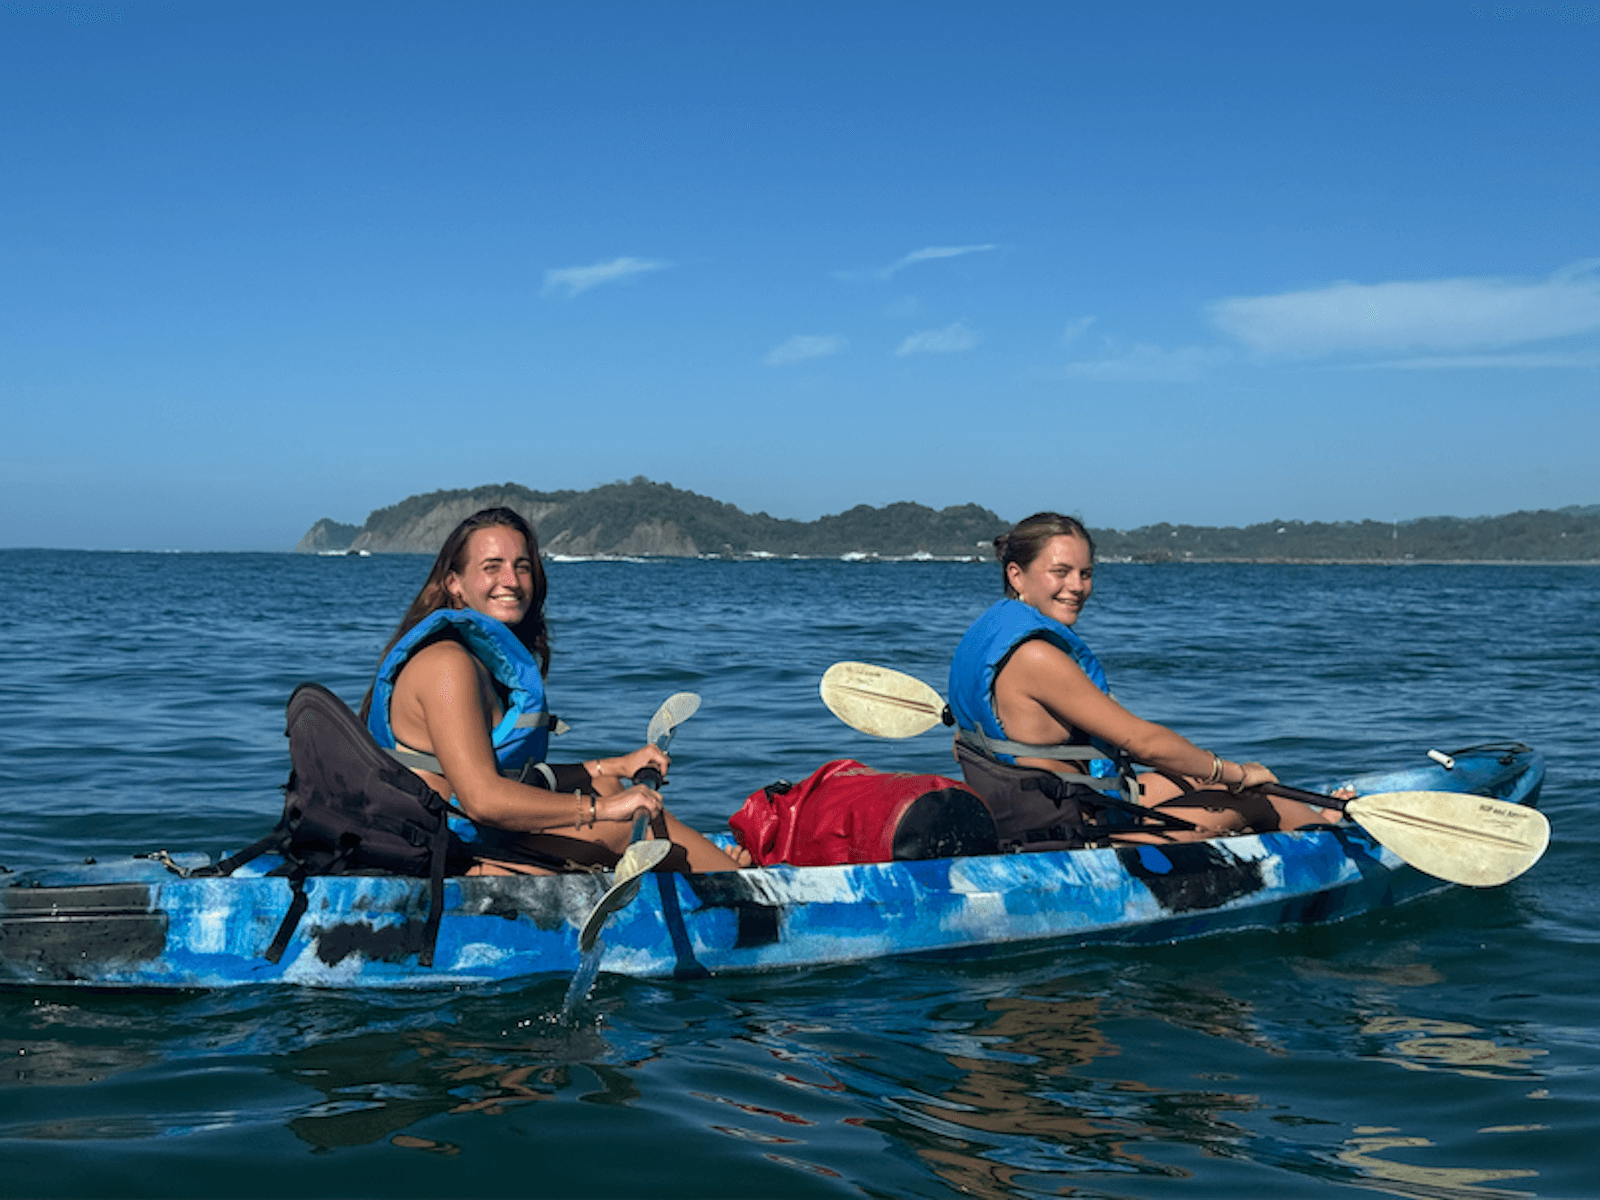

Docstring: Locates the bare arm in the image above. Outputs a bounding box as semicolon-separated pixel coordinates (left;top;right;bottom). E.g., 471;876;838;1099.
996;640;1274;790
585;745;672;798
391;640;665;830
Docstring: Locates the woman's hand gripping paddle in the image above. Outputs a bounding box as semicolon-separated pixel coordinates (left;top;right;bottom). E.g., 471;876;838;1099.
577;692;701;952
819;661;1549;888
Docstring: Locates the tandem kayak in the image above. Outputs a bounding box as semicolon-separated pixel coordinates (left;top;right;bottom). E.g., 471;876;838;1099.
0;743;1543;991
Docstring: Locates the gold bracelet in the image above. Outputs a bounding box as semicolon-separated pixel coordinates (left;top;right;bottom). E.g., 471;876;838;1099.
1204;753;1223;786
1228;763;1248;794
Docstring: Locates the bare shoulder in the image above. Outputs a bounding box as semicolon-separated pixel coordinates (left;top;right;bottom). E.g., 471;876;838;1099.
397;638;485;697
1009;637;1080;676
406;637;477;670
1002;638;1100;707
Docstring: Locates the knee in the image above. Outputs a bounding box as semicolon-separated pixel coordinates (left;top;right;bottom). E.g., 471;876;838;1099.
1198;809;1250;837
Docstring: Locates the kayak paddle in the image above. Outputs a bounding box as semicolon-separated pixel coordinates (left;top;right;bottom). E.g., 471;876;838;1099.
576;691;700;952
1262;782;1549;888
819;660;949;738
819;660;1549;887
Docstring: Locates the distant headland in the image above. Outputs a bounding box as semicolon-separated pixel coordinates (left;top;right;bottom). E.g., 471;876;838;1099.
295;479;1600;563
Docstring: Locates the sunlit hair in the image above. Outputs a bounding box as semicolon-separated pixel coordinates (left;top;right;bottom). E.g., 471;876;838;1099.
360;508;550;720
994;512;1096;598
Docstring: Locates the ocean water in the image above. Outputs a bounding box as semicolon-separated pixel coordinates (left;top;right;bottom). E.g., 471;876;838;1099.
0;551;1596;1199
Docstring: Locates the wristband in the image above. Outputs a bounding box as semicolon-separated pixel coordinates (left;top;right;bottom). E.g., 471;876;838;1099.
549;761;596;793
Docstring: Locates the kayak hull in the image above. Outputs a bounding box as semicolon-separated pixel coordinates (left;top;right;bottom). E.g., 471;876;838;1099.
0;744;1544;990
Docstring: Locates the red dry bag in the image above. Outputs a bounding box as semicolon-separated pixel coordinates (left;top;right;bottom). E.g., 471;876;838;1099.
729;759;999;867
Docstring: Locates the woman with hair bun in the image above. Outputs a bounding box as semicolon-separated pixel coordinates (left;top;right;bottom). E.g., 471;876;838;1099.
947;512;1336;849
362;506;744;874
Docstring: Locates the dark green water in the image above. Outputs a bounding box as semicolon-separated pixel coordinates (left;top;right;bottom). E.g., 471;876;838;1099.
1;552;1595;1198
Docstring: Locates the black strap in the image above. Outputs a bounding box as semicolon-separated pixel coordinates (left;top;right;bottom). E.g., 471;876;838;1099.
1025;773;1199;834
469;828;613;873
649;813;706;980
544;761;596;793
261;821;357;966
264;874;310;964
414;817;451;967
196;828;288;878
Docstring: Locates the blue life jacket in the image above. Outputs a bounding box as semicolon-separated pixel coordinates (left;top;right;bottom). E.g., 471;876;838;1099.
948;599;1123;782
367;608;555;777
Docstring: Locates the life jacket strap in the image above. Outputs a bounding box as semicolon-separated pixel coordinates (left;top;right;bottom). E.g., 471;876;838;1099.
954;727;1128;795
516;711;570;735
384;710;566;777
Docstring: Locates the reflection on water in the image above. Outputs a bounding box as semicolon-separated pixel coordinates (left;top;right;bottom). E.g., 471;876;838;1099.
1339;1126;1536;1199
389;1133;461;1156
773;965;1552;1200
0;959;1562;1199
1291;953;1448;991
1;1036;157;1092
1;998;166;1092
1362;1017;1550;1080
897;991;1240;1196
281;1012;646;1151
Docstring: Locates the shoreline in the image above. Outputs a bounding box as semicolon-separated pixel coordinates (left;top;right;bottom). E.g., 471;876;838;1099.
5;547;1600;566
1105;556;1600;566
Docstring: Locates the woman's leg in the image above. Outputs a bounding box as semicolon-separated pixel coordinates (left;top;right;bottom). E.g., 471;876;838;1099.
536;810;746;871
466;859;556;877
1132;772;1341;837
653;810;746;871
1112;771;1246;842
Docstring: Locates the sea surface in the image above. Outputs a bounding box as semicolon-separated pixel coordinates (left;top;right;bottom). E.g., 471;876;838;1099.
0;551;1596;1199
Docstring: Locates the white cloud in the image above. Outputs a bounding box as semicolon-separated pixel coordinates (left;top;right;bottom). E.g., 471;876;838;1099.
896;321;980;356
878;244;997;279
1209;260;1600;358
1061;342;1229;382
1350;350;1600;371
765;334;848;366
541;256;671;298
1062;316;1096;346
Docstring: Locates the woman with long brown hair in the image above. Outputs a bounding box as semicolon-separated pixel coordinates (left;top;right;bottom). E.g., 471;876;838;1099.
363;506;743;873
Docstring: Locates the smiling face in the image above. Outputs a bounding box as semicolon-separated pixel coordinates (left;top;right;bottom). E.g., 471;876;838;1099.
444;525;535;626
1005;533;1094;626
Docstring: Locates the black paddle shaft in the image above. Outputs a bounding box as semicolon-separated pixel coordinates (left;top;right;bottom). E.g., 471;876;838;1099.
1261;782;1350;813
634;763;669;839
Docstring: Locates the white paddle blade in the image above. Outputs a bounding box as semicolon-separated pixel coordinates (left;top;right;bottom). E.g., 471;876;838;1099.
577;839;673;951
820;662;945;739
646;692;701;749
578;879;640;952
614;836;673;884
1346;791;1551;887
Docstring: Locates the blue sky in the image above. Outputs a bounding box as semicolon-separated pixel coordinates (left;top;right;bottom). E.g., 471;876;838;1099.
2;1;1596;550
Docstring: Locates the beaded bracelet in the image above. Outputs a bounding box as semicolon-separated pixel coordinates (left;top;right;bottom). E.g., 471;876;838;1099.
575;791;597;828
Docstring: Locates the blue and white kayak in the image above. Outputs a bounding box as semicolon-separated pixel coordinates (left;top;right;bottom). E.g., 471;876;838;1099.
0;743;1543;991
